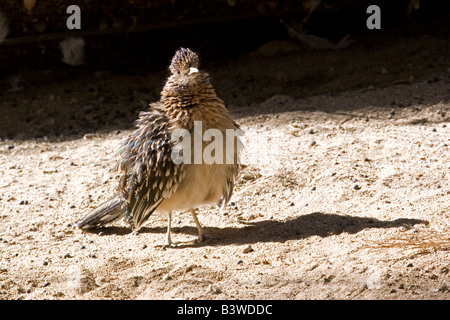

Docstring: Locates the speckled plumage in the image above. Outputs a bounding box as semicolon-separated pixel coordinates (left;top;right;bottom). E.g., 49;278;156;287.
75;48;241;245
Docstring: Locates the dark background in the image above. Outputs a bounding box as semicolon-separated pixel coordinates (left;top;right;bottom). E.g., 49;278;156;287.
1;0;449;72
0;0;449;139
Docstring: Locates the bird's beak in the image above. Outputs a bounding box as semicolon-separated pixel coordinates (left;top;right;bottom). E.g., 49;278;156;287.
188;67;199;75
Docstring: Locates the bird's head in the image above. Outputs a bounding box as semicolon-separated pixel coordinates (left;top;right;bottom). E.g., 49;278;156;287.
167;48;208;91
169;47;199;76
162;48;216;108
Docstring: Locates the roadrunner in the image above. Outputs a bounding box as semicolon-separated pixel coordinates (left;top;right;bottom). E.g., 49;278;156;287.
75;48;242;245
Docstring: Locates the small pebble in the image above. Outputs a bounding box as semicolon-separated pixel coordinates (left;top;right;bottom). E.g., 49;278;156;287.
63;253;72;259
310;140;316;146
222;211;229;217
437;110;446;117
98;232;104;236
311;186;316;191
237;259;243;265
19;200;29;205
308;129;315;134
353;184;361;190
210;286;222;294
406;263;413;268
79;245;86;250
242;245;254;254
162;274;172;281
43;282;50;287
141;244;147;250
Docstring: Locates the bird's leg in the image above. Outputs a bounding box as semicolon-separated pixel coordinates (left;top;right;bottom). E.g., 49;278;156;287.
190;208;205;242
165;211;173;246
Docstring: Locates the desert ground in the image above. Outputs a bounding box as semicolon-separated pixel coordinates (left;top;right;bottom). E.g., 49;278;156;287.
0;23;449;300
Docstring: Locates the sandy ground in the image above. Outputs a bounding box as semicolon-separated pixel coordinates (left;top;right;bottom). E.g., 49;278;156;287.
1;24;450;300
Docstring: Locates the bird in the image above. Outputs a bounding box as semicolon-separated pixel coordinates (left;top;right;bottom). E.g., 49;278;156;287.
75;48;242;246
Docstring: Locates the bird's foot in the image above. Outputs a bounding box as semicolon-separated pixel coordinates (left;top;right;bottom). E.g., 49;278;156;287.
160;236;177;249
162;243;177;249
196;233;207;243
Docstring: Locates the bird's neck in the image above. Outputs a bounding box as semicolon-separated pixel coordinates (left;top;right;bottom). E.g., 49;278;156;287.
161;89;232;132
161;81;223;125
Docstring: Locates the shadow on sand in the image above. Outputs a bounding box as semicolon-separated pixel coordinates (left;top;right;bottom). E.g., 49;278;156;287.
81;211;427;247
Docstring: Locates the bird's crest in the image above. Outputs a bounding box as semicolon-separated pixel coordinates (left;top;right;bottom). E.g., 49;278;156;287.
169;48;199;74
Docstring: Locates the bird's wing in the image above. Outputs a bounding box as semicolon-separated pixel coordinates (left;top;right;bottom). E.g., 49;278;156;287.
117;107;185;231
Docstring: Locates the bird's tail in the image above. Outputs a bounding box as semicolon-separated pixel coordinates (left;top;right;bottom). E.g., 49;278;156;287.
75;196;126;229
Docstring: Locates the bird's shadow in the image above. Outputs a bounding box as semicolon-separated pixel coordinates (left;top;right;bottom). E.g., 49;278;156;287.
82;212;427;248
